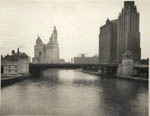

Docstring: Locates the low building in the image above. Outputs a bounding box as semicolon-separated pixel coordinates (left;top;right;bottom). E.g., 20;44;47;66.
74;54;98;64
58;59;66;64
2;59;30;75
1;48;30;75
2;61;18;75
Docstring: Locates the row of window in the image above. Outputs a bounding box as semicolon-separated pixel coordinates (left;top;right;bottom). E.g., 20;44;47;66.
6;66;18;68
8;70;17;73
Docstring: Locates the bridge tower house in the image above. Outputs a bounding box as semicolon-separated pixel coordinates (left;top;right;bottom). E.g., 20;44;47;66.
117;51;134;77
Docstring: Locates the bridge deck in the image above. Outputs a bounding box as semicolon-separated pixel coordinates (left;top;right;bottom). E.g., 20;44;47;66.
29;63;118;67
29;63;148;68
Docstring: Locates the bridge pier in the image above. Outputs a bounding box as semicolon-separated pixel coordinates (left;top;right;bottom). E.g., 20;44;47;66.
103;67;107;74
117;51;149;79
134;69;138;76
98;67;102;74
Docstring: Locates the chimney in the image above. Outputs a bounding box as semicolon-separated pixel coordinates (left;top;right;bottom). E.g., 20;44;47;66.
17;48;19;55
12;50;15;55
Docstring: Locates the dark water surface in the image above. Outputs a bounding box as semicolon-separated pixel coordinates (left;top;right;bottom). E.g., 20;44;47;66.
0;69;148;116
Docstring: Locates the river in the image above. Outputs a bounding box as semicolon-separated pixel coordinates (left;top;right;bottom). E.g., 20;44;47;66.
0;69;148;116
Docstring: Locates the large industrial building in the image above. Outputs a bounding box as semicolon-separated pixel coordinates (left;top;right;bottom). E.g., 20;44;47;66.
99;1;141;63
99;19;118;63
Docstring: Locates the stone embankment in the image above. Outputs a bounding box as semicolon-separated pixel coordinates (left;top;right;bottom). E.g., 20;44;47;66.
82;69;148;82
1;74;30;87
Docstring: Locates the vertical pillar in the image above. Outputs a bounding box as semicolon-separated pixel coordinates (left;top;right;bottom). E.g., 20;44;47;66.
134;69;138;76
98;67;102;74
117;64;122;76
104;67;107;74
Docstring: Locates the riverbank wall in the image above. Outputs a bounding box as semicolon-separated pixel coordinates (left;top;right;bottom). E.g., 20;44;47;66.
82;69;148;82
1;74;30;87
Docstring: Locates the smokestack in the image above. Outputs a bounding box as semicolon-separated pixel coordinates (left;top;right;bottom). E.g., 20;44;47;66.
12;50;15;55
17;48;19;55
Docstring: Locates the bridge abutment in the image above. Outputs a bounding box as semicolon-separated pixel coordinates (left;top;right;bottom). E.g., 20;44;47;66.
117;51;134;77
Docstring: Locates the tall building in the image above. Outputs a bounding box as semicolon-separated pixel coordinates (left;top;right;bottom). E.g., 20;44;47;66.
99;1;141;63
32;26;60;64
117;1;141;62
99;19;118;63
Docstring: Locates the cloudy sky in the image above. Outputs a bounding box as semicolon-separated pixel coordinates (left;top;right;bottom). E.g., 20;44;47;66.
0;0;149;61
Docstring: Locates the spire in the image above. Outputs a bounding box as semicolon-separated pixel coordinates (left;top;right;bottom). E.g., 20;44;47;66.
48;26;58;43
106;18;110;24
53;26;57;34
36;35;43;45
37;35;40;39
17;48;20;55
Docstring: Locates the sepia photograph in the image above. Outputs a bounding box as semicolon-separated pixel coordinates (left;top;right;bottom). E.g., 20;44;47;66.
0;0;149;115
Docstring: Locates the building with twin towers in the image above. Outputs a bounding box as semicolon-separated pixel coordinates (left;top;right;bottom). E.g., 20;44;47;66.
32;26;65;64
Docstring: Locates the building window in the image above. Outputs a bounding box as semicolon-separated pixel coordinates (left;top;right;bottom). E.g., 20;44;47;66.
15;70;17;72
9;70;11;72
15;66;17;68
9;66;10;68
39;51;42;56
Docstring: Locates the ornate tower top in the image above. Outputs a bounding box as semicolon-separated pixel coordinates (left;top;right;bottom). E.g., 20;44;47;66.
124;1;137;11
49;26;58;42
106;18;111;24
36;35;43;45
53;26;57;34
124;1;134;9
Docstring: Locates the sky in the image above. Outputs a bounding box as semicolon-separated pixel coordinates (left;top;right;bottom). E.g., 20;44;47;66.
0;0;149;62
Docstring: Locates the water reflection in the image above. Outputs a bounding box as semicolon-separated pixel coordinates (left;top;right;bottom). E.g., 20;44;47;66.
98;77;148;116
0;69;148;116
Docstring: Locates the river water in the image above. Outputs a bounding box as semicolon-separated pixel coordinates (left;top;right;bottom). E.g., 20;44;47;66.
0;69;148;116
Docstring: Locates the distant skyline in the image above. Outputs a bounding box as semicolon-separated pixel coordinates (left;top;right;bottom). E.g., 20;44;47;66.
0;0;149;61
